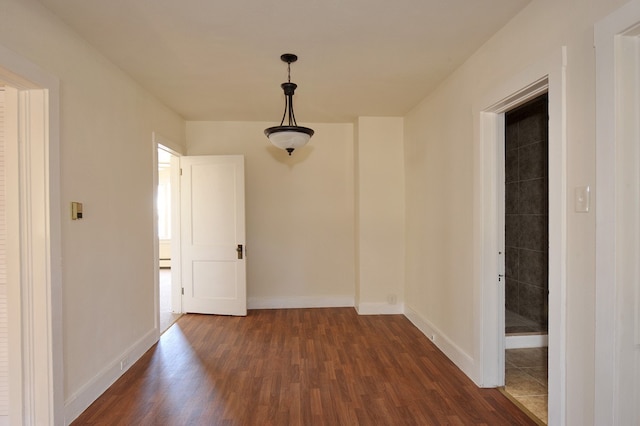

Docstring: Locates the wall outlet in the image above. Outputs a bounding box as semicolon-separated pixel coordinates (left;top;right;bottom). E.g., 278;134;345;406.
575;185;590;212
120;356;130;371
387;294;397;305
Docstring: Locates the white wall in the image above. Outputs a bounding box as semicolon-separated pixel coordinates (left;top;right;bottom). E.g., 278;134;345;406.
186;121;355;308
404;0;628;424
0;0;185;421
355;117;405;314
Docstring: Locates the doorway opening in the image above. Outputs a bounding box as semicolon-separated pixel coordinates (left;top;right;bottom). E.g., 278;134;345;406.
157;144;181;333
502;93;549;424
475;48;566;426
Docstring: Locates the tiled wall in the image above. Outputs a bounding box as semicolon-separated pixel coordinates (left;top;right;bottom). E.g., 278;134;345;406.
505;94;548;332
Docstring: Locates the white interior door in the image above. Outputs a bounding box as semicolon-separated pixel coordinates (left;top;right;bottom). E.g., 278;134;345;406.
180;155;246;316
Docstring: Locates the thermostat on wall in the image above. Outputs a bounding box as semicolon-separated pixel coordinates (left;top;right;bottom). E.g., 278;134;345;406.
71;202;83;220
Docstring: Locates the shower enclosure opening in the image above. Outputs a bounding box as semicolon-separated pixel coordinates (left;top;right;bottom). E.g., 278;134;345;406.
504;93;549;338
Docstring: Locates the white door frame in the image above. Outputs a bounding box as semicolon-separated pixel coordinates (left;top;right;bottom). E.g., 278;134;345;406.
595;1;640;424
152;133;184;330
0;45;63;425
473;47;567;425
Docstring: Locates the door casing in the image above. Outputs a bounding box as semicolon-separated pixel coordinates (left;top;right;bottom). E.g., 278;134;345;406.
152;134;183;331
595;2;640;423
473;47;567;425
0;44;63;425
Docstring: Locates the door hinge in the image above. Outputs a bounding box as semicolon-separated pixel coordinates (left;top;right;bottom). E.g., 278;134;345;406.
181;287;184;295
180;168;183;176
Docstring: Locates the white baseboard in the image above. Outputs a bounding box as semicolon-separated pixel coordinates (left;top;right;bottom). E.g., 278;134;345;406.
63;328;159;425
247;296;355;310
356;302;404;315
506;334;548;349
403;306;476;380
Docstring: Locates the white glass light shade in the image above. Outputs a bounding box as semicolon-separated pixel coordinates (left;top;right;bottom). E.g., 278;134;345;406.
264;125;314;155
268;130;311;151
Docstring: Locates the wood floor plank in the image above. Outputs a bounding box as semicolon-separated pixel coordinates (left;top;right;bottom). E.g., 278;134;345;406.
72;308;536;425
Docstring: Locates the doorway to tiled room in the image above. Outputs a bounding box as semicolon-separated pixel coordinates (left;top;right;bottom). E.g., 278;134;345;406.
503;94;549;424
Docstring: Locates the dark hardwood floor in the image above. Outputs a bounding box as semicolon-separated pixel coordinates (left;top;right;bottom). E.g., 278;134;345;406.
72;308;535;425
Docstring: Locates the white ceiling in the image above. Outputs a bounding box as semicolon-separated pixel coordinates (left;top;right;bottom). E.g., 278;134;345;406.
36;0;530;123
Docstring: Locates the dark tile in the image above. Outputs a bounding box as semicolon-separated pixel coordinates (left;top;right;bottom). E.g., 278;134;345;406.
505;215;520;248
520;215;548;251
519;142;548;181
506;121;519;151
505;278;519;313
503;94;548;342
519;283;548;325
506;182;519;214
518;178;548;215
505;248;519;279
519;249;548;288
537;316;548;331
505;149;518;183
506;325;539;334
518;113;547;146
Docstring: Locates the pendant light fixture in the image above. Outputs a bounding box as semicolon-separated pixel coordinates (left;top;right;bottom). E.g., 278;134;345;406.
264;53;314;155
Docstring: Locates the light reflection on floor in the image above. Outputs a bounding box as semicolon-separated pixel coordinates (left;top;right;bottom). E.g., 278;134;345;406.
160;268;181;333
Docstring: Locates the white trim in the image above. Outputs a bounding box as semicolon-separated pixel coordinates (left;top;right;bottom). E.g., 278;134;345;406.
63;329;158;424
153;133;183;316
169;153;182;313
17;88;50;425
153;132;183;157
0;89;7;420
404;306;475;378
0;44;62;426
595;2;640;424
248;296;355;310
472;47;567;426
355;302;404;315
505;334;548;349
4;86;21;426
152;137;161;333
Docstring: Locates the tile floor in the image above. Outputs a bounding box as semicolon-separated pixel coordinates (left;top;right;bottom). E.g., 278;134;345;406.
504;347;548;424
504;309;548;423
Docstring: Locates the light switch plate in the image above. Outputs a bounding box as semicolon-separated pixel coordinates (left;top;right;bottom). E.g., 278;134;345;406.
575;186;590;213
